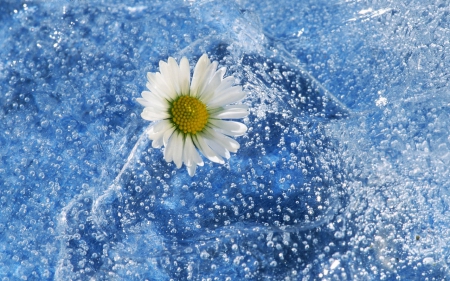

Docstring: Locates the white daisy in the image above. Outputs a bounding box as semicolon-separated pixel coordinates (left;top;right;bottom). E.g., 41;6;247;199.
137;54;248;176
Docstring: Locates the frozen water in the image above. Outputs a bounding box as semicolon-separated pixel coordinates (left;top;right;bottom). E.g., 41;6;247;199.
1;0;450;280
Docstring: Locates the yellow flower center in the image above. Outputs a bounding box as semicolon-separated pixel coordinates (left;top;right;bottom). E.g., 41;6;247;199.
170;95;209;134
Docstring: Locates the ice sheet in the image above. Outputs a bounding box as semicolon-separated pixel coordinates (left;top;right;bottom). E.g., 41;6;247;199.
1;0;450;280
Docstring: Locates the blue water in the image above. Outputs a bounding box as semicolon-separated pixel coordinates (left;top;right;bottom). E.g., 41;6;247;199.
1;0;450;280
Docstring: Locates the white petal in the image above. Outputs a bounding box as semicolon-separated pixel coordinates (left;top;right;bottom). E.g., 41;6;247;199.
207;86;247;108
193;135;224;164
196;61;218;97
198;67;225;103
205;138;230;159
141;90;158;102
163;126;176;147
141;103;170;114
210;104;249;119
214;76;234;93
141;108;170;121
172;132;184;168
149;71;177;101
151;119;172;134
209;120;248;136
163;141;173;163
190;54;210;97
148;128;165;142
191;55;218;98
149;121;173;148
146;81;169;102
152;135;164;148
203;129;240;153
182;136;193;167
136;98;152;107
159;60;176;94
183;136;203;167
167;57;181;94
146;73;171;100
179;57;191;95
187;164;197;177
164;131;178;163
141;91;169;108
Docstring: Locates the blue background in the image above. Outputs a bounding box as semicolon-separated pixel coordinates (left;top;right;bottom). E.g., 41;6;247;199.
1;0;450;280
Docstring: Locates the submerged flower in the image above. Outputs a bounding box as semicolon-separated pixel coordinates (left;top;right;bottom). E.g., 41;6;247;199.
137;54;248;176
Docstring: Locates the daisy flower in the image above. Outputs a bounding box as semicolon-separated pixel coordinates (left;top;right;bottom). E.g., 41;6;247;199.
137;54;248;176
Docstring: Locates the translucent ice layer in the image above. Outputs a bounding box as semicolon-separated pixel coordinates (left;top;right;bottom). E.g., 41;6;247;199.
1;0;450;280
